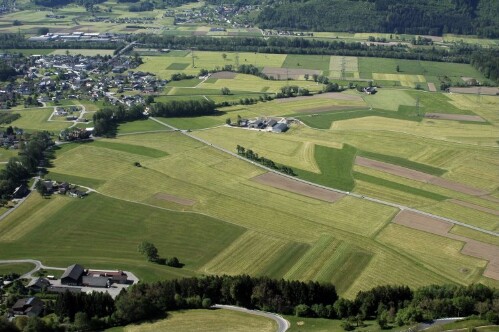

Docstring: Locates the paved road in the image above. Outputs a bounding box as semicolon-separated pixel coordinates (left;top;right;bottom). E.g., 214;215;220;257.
0;259;65;280
149;117;498;237
212;305;289;332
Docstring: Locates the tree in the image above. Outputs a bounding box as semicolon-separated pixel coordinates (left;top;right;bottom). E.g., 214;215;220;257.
225;118;231;125
378;310;389;329
74;312;90;331
304;73;309;81
35;180;48;197
137;241;159;262
202;298;212;309
221;53;227;62
396;65;400;72
221;87;231;95
37;27;49;35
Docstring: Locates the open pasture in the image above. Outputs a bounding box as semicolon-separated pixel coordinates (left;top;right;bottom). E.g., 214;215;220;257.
372;73;426;87
282;54;331;71
113;309;277;332
0;262;34;276
10;108;69;131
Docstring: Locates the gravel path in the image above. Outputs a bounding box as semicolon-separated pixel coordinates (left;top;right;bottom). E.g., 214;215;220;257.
212;305;290;332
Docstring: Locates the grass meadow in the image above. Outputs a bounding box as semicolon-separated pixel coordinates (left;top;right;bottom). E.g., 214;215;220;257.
108;309;277;332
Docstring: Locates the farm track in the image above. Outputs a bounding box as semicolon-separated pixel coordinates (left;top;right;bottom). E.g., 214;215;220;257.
148;117;499;238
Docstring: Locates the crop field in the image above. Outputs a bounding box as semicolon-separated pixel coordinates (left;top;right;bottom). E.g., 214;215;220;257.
329;56;359;78
111;309;277;332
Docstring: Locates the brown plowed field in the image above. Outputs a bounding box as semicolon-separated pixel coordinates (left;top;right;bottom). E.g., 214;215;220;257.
210;71;237;79
355;157;434;182
392;210;499;280
356;157;490;197
262;67;322;80
425;113;485;122
154;193;196;206
252;172;345;203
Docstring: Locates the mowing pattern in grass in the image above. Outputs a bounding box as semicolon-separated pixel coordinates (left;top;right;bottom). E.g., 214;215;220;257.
0;194;245;282
117;309;277;332
202;231;306;278
376;224;487;284
353;172;449;201
357;150;446;176
47;172;106;189
295;144;356;191
295;106;423;129
117;119;172;134
284;235;372;294
90;140;169;158
166;63;190;70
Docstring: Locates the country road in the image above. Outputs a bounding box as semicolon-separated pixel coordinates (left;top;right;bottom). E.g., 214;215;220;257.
212;305;289;332
149;117;498;237
0;259;65;280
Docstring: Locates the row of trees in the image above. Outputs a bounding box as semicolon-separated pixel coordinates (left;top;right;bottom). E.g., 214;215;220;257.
236;145;296;176
92;105;145;136
471;50;499;83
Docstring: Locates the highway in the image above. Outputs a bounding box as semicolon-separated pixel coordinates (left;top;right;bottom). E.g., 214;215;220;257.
149;117;499;237
212;305;290;332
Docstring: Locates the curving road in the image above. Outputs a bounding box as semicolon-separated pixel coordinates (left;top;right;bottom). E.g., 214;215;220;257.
0;259;65;281
149;117;498;237
212;305;289;332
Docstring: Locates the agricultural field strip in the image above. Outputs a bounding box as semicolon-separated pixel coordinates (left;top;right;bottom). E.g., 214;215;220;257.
391;211;499;280
148;117;499;237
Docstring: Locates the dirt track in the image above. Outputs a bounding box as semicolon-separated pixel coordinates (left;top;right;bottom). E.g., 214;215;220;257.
425;113;485;122
252;172;345;203
154;193;196;206
393;210;499;280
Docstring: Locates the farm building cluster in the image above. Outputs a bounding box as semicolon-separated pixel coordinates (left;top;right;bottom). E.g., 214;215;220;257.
8;264;134;317
40;180;88;198
231;117;289;133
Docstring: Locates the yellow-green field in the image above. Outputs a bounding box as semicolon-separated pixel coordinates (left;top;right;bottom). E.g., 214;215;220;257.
111;309;277;332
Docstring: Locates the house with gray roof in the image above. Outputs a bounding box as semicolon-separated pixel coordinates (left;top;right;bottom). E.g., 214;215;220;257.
61;264;84;286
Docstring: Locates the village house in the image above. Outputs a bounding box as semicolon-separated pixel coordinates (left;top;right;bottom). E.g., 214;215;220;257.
27;277;51;292
11;297;45;317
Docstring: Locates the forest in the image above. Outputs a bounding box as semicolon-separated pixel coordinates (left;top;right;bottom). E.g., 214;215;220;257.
255;0;499;38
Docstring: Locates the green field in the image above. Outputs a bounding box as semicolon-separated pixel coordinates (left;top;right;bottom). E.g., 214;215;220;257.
0;262;34;276
108;309;277;332
282;54;331;71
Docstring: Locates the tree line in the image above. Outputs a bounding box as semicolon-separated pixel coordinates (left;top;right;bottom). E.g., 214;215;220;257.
1;277;498;331
471;49;499;83
236;145;296;176
130;34;475;64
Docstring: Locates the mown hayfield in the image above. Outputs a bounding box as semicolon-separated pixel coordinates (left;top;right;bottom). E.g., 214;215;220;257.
10;108;69;131
282;54;331;71
202;230;307;278
448;94;499;124
376;224;487;284
117;119;172;134
443;34;499;46
0;148;20;162
331;116;498;146
157;115;225;130
422;201;499;232
111;309;277;332
361;89;416;111
5;131;497;295
450;226;499;247
0;193;245;282
284;235;372;294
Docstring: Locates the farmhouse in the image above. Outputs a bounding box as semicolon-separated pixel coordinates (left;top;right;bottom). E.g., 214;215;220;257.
363;86;377;95
272;122;289;133
27;277;50;292
12;184;29;199
61;263;84;286
11;297;44;317
82;275;110;288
